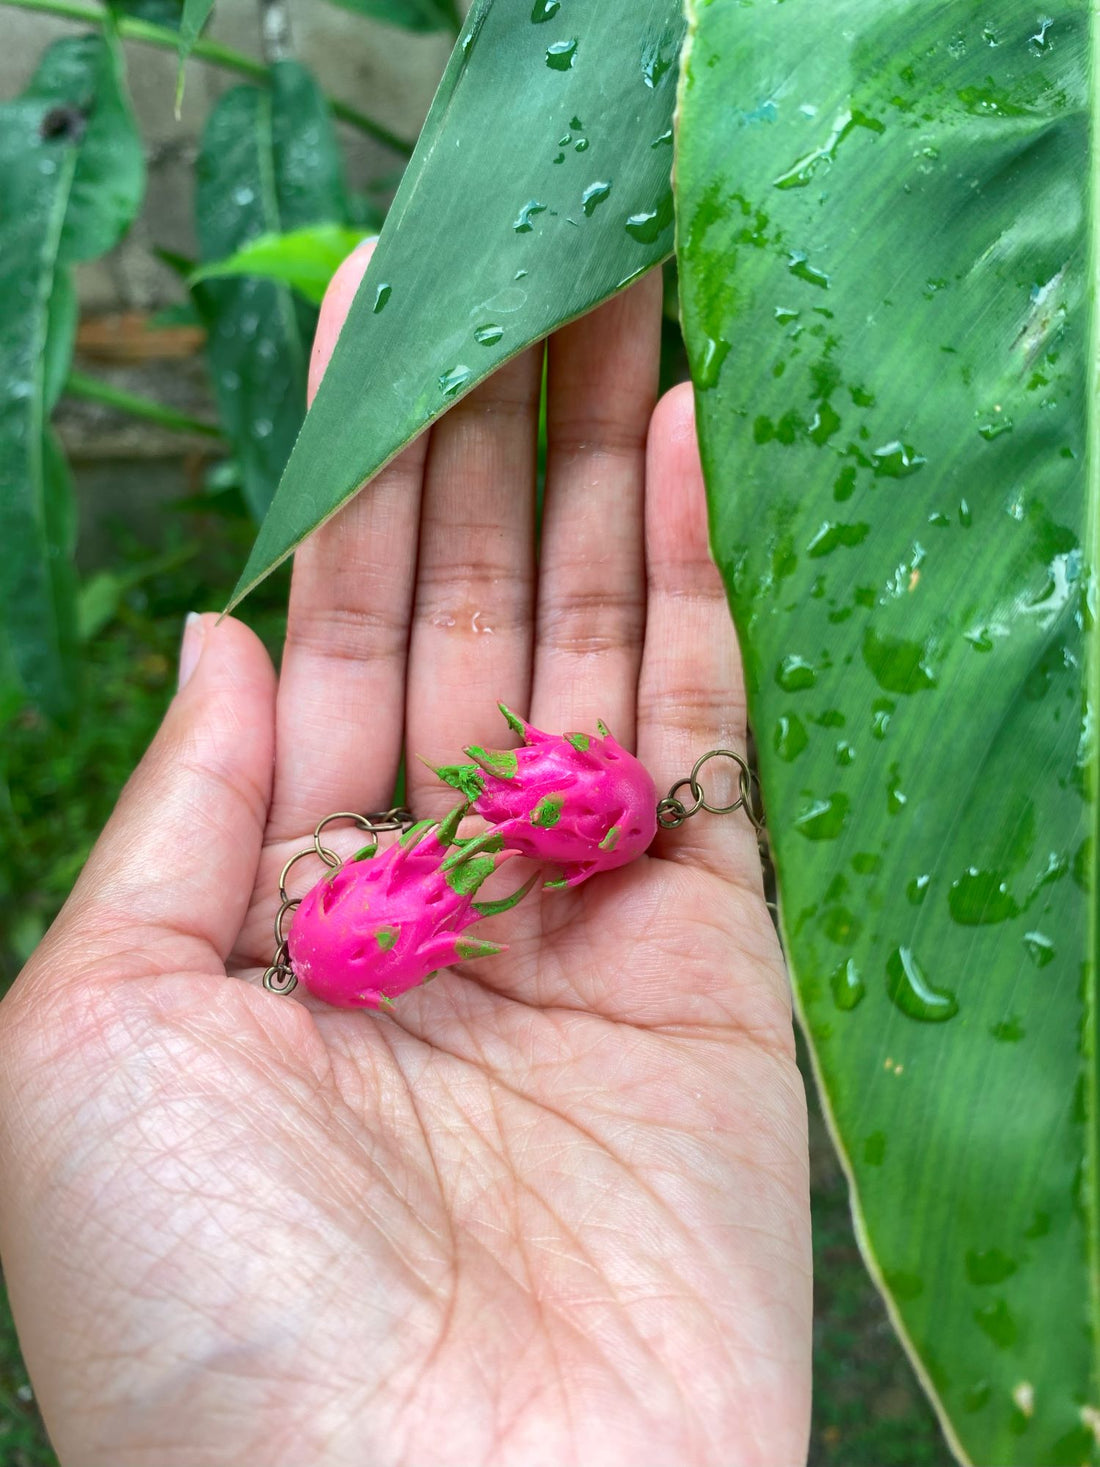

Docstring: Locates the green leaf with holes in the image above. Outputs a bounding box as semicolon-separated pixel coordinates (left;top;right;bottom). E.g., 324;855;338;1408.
0;35;144;719
678;2;1098;1462
195;61;349;518
229;0;685;605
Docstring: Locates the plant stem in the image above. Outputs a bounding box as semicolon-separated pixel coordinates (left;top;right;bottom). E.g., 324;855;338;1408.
64;371;226;441
3;0;415;156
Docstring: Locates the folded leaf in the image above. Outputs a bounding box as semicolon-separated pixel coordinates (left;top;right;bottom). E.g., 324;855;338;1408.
678;3;1098;1462
230;0;686;606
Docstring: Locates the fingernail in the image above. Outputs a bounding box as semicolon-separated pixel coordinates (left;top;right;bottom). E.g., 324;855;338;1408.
353;233;379;254
178;612;205;690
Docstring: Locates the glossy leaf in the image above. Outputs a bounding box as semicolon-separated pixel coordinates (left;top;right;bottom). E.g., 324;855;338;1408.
678;3;1097;1463
231;0;685;604
0;36;144;718
195;60;349;518
191;223;370;305
323;0;460;32
175;0;214;110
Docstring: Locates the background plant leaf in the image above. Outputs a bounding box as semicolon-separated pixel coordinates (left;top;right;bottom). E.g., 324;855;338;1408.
678;2;1097;1462
0;34;144;720
191;223;369;305
231;0;686;605
175;0;214;111
195;60;350;518
109;0;184;27
322;0;461;35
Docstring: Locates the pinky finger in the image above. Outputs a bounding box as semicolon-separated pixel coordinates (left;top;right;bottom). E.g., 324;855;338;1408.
636;384;763;889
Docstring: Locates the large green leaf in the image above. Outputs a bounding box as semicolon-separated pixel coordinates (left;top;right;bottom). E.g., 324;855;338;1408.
195;61;349;519
323;0;460;33
231;0;685;604
678;3;1097;1463
0;35;144;719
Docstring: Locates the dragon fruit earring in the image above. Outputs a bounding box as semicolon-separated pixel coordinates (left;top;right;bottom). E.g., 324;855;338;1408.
431;705;658;888
263;707;763;1011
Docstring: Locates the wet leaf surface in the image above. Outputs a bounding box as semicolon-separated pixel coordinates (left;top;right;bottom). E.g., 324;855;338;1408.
678;3;1098;1462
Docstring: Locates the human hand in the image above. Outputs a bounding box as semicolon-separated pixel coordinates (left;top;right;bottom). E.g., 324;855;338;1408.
0;247;811;1467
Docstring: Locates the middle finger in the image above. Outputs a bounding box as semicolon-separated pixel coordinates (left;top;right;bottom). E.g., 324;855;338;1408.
405;346;543;816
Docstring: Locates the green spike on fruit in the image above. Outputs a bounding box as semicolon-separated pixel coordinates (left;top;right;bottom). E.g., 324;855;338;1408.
498;702;528;739
375;926;400;951
352;843;378;861
434;762;486;801
444;854;497;895
441;829;505;871
465;745;519;779
531;793;565;829
596;719;611;738
455;938;506;961
435;804;467;847
565;732;590;752
400;818;436;848
598;825;621;852
473;871;541;917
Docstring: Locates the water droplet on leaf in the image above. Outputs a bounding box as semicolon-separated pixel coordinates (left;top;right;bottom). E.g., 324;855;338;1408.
776;655;817;691
513;199;547;233
581;180;612;216
546;38;578;70
886;946;958;1022
625;191;674;244
795;793;849;840
831;958;865;1010
775;713;808;761
439;365;472;397
948;869;1019;926
1023;930;1055;967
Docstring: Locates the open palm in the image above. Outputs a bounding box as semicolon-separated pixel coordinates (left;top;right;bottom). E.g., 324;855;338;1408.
0;253;811;1467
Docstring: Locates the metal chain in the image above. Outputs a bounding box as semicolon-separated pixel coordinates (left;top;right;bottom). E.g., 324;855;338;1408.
262;808;415;995
655;748;765;832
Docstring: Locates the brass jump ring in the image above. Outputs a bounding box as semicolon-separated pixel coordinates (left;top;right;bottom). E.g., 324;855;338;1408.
690;749;750;817
278;846;322;901
667;775;704;819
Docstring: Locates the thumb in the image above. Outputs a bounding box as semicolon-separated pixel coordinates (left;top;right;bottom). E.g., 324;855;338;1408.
19;613;277;996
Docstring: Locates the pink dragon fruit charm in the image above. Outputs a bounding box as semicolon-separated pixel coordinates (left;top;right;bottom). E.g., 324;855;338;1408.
434;705;658;888
286;810;534;1010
